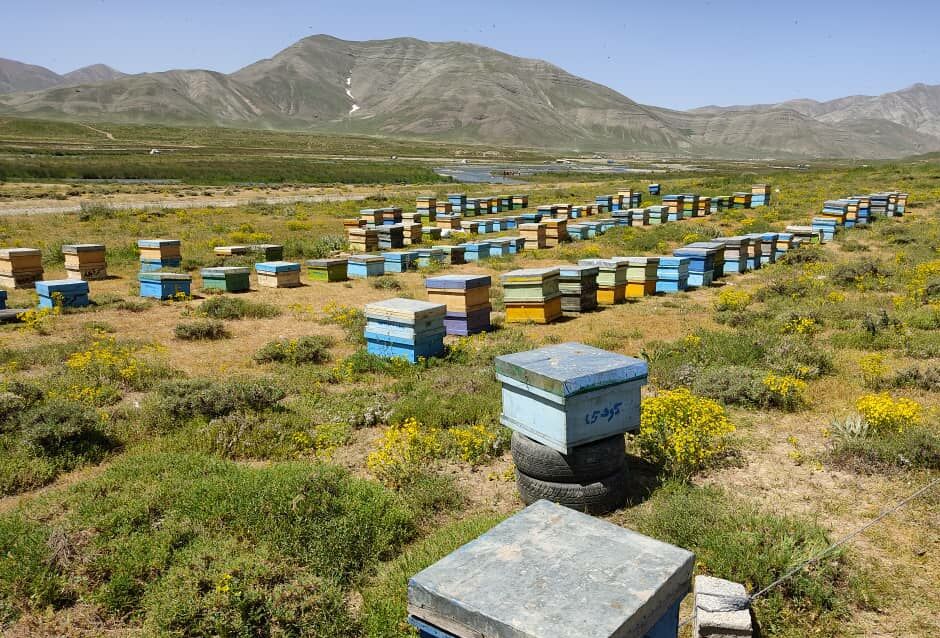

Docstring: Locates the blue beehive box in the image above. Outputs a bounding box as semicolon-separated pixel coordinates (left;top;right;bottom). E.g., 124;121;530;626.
36;279;90;309
408;500;694;638
673;246;716;289
502;237;525;254
348;254;385;279
686;241;726;279
383;251;419;273
416;248;445;269
0;290;6;310
520;212;542;224
460;242;491;262
364;298;446;363
812;217;837;241
479;220;495;234
486;239;510;257
495;342;648;453
649;183;661;195
138;272;192;300
139;258;181;272
503;216;519;230
656;256;690;293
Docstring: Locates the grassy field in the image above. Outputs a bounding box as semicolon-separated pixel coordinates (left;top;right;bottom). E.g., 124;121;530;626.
0;157;939;637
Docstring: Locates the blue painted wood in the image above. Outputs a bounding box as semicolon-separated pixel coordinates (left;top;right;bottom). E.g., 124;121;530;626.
138;274;192;300
366;338;444;363
686;271;714;288
656;278;688;293
347;256;385;278
139;258;181;272
36;279;90;309
425;274;491;290
408;500;694;638
254;261;300;274
495;342;648;452
0;290;6;309
137;239;179;249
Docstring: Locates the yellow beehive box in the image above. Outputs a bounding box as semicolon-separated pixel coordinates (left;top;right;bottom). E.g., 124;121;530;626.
505;296;562;324
596;284;626;305
626;281;657;298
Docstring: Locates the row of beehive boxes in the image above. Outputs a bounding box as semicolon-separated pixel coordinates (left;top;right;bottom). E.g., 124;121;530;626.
0;244;108;289
813;192;909;239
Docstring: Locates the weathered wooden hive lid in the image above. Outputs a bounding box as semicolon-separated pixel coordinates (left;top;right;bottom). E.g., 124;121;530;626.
137;239;180;248
495;342;648;397
365;298;446;322
254;261;300;273
138;271;191;281
408;499;694;638
305;258;347;267
623;256;660;266
348;254;384;263
201;266;251;276
0;248;42;257
578;258;624;271
500;268;560;284
62;244;105;253
558;264;599;278
425;274;491;290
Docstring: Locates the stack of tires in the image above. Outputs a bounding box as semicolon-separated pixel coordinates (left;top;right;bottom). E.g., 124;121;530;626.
512;431;628;515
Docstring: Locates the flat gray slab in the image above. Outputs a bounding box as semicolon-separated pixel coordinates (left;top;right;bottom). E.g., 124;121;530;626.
0;309;26;323
409;499;695;638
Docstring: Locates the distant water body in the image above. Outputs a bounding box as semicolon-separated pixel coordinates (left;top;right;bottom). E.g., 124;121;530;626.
434;163;650;183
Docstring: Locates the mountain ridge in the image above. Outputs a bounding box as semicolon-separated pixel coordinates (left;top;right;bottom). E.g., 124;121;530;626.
1;36;938;158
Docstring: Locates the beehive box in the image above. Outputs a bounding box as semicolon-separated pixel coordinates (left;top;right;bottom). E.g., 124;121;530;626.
62;244;107;280
486;238;511;257
138;239;181;262
422;226;443;242
502;268;562;324
248;244;284;261
348;227;379;253
717;236;750;274
434;245;466;265
558;264;598;313
579;258;627;305
447;193;467;212
647;206;666;225
383;251;419;274
306;258;348;282
461;242;491;262
255;261;301;288
343;218;367;230
520;212;543;223
760;233;779;265
519;223;546;250
786;225;824;243
656;256;690;293
201;266;251;292
436;214;462;230
686;241;726;278
138;272;191;300
460;220;480;234
495;342;648;452
649;183;661;195
566;223;588;240
624;257;659;297
478;219;494;234
402;223;423;246
0;248;44;289
0;290;6;310
376;225;405;250
501;237;525;254
348;254;385;278
214;245;249;257
364;298;446;363
426;274;492;336
673;246;717;288
36;279;90;309
409;499;693;638
511;194;528;209
416;248;445;269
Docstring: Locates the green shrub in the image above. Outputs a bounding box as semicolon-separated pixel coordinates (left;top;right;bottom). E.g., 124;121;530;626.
254;335;334;365
360;515;504;638
150;377;286;425
0;393;25;432
621;482;858;635
0;514;71;624
197;295;281;320
828;425;940;473
174;319;231;341
20;399;116;463
370;275;403;290
284;234;347;260
891;364;940;391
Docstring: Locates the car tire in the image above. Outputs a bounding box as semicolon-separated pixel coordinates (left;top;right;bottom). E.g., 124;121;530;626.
515;467;628;515
510;432;625;483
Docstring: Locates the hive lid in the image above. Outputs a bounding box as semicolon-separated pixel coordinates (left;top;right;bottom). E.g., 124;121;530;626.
62;244;105;253
500;268;560;284
348;254;385;263
0;248;42;257
558;264;599;278
138;272;191;281
306;258;348;267
409;499;694;638
424;275;491;290
495;342;647;397
137;239;180;248
36;279;89;294
365;298;446;322
201;267;251;276
255;261;301;273
623;256;660;266
657;256;690;267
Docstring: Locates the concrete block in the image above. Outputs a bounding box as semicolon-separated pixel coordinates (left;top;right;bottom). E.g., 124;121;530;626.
694;575;752;638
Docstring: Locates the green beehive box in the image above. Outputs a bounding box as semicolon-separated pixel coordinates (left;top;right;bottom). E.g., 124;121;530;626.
201;267;251;292
249;244;284;261
307;258;349;282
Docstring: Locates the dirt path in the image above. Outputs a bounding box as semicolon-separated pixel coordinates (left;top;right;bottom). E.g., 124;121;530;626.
78;123;115;141
0;463;110;514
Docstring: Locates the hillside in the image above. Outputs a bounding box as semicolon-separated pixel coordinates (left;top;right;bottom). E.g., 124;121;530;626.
0;58;125;94
1;36;939;158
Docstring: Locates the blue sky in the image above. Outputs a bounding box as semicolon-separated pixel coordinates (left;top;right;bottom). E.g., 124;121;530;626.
3;0;938;110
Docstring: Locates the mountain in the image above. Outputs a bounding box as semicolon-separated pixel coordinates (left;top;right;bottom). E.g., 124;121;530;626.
0;58;126;94
1;37;939;158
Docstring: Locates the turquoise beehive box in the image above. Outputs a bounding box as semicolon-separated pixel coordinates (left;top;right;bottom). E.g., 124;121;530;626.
138;272;192;299
36;279;90;309
408;499;694;638
495;342;648;454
